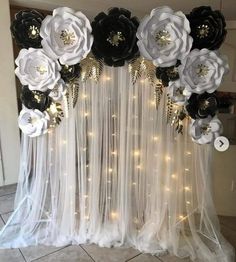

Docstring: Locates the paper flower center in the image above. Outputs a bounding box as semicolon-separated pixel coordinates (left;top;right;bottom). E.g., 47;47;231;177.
28;116;39;125
196;64;209;77
199;100;210;110
155;29;171;47
60;29;76;45
200;123;211;134
107;31;125;47
28;25;40;39
36;65;47;75
197;24;210;39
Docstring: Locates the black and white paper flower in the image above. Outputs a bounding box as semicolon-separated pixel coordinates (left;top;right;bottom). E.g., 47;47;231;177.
10;10;44;49
179;48;229;94
186;92;218;119
187;6;227;50
18;108;50;137
40;7;93;65
91;7;139;67
168;80;191;105
60;63;81;83
156;61;180;87
15;48;61;92
49;81;67;101
190;116;222;144
20;86;52;111
137;6;193;67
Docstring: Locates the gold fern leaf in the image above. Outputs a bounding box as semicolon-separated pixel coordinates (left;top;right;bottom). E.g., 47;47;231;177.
80;53;104;82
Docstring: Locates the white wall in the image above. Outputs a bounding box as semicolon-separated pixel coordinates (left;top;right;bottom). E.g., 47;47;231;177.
0;0;20;186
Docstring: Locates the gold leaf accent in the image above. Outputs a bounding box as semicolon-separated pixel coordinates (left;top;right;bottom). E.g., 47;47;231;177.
80;53;104;82
46;102;64;128
171;106;187;134
166;94;174;123
129;57;164;109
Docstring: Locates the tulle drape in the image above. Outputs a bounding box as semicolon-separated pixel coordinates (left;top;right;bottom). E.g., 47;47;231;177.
0;65;234;261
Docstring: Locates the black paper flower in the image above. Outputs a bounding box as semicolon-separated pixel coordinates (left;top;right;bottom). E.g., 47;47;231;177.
187;6;227;50
10;10;45;49
156;61;180;87
91;7;139;67
21;86;51;112
60;63;81;83
186;92;219;119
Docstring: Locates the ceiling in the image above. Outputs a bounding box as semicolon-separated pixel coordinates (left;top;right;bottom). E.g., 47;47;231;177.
10;0;236;21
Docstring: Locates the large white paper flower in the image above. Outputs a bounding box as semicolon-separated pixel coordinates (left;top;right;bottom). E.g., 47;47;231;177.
190;116;223;144
18;108;50;137
40;7;93;65
15;48;61;92
137;6;193;67
49;81;67;101
168;79;191;105
179;49;229;94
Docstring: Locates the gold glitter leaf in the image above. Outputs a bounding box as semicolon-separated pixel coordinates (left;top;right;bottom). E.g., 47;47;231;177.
80;53;104;82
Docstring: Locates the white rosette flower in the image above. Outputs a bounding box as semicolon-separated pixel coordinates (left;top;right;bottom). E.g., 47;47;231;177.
168;79;191;105
15;48;61;92
18;108;50;137
40;7;93;65
190;116;223;144
49;81;67;101
137;6;193;67
179;49;229;94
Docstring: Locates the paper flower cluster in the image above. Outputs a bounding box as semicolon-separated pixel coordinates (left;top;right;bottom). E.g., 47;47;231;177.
11;5;228;143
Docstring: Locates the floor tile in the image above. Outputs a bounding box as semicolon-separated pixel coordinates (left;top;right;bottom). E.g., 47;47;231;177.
0;248;25;262
129;253;160;261
0;184;17;197
158;254;191;262
20;245;65;262
0;194;15;214
81;244;140;262
1;212;13;224
35;245;93;262
219;216;236;232
221;224;236;249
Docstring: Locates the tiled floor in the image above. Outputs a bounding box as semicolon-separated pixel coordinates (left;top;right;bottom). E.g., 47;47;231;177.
0;184;235;262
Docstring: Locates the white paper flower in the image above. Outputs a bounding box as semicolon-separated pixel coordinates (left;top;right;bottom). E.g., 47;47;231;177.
40;7;93;65
190;116;223;144
15;48;61;92
49;81;67;101
168;79;191;105
137;6;193;67
18;108;50;137
179;49;229;94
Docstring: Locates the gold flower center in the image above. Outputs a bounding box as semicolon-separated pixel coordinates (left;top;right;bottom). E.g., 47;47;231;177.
28;25;40;39
196;64;209;77
60;29;76;45
200;123;211;135
197;24;210;39
155;29;171;47
107;31;125;47
199;100;210;110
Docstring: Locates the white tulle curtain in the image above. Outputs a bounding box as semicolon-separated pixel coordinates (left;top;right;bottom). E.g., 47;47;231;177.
0;65;234;261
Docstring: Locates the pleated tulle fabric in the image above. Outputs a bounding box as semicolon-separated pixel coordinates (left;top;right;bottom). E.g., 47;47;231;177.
0;65;234;261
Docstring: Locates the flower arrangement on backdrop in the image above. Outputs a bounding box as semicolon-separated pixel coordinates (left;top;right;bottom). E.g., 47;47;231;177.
11;6;228;144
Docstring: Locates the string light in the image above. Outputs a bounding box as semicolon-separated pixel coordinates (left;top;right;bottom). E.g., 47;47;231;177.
133;150;140;157
185;168;189;171
62;140;67;145
87;178;91;182
84;112;89;117
83;147;87;151
82;93;88;99
133;95;137;99
111;151;117;155
165;155;171;161
171;174;177;179
107;180;111;184
111;212;118;220
108;168;113;173
112;133;116;136
84;195;89;198
153;136;159;141
104;76;111;81
136;165;141;169
186;151;191;155
84;215;89;220
140;79;145;83
150;100;156;106
86;164;89;168
184;186;191;192
50;148;54;152
132;182;137;186
165;187;170;192
88;132;94;137
186;201;191;205
112;114;116;118
107;196;111;200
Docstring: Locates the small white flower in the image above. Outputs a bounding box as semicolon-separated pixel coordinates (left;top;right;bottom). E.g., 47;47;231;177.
168;79;191;105
40;7;93;65
179;49;229;94
18;108;50;137
190;116;223;144
49;81;67;101
15;48;61;92
137;6;193;67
